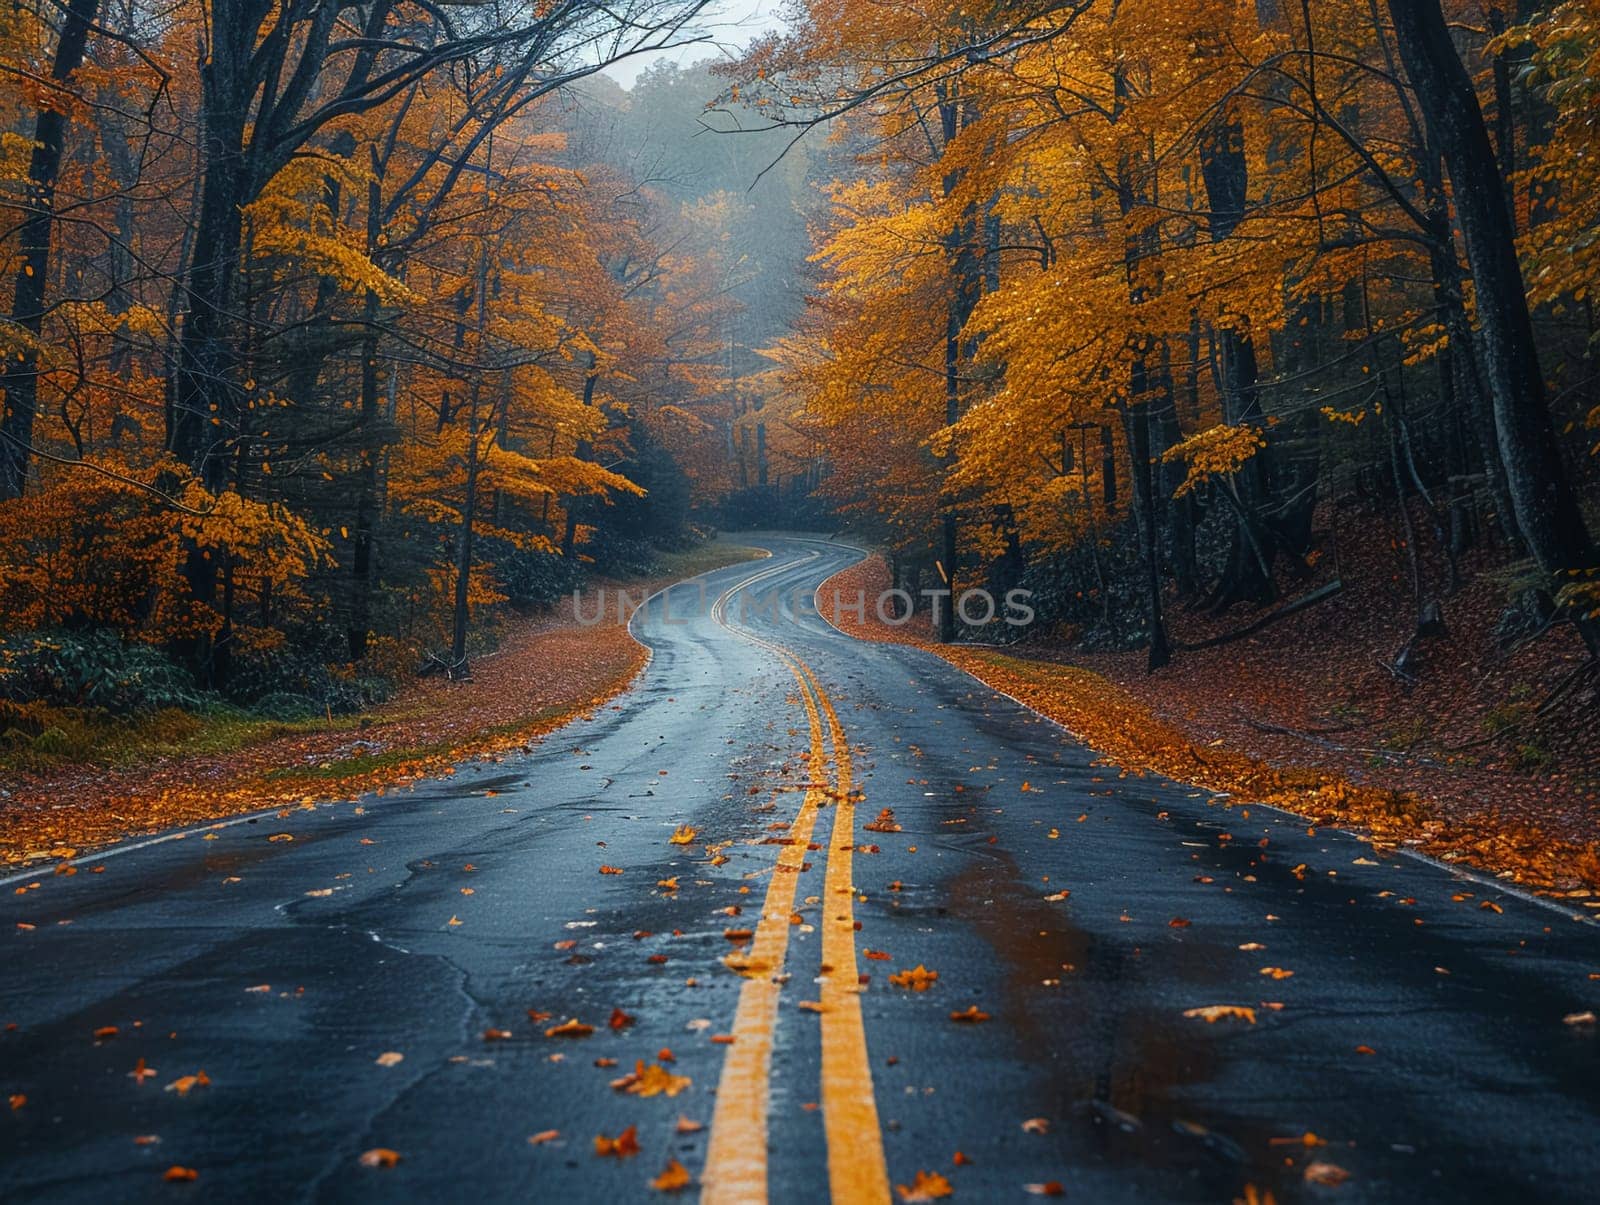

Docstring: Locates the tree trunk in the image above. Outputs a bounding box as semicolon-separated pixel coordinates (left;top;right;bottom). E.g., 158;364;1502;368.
349;164;385;661
562;363;600;559
1121;400;1173;670
450;404;482;675
0;0;102;499
1388;0;1598;620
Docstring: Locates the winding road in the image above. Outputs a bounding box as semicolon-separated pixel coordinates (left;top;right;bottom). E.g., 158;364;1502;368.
4;535;1600;1204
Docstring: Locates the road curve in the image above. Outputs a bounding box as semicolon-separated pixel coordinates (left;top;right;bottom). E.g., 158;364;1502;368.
3;535;1600;1204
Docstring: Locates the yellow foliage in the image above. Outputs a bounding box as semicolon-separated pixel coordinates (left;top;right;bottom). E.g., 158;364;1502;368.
1161;424;1266;498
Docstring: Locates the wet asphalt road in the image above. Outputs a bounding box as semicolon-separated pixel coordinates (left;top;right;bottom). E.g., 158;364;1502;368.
4;535;1600;1204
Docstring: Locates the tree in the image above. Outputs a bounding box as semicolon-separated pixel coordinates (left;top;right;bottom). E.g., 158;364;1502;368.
1387;0;1596;590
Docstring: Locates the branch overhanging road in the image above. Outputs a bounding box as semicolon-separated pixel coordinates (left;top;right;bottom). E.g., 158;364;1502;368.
3;535;1600;1203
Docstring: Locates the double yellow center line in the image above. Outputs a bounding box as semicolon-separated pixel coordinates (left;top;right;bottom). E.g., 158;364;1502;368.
700;558;890;1204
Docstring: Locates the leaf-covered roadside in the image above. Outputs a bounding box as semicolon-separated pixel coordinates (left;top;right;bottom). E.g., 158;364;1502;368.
825;557;1600;895
0;548;761;867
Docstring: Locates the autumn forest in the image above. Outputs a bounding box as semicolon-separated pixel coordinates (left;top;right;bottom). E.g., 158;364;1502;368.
5;0;1600;1197
0;0;1594;836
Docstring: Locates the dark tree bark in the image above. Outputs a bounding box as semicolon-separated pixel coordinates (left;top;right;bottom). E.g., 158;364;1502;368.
0;0;102;498
1388;0;1598;629
936;88;981;643
1197;111;1289;610
1121;397;1173;670
1112;70;1173;669
562;360;601;560
348;163;386;661
1100;425;1118;510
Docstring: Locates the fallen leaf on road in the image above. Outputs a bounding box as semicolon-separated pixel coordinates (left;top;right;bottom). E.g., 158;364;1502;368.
1169;918;1190;928
1021;1118;1050;1134
128;1058;157;1083
163;1166;199;1182
164;1071;210;1096
600;865;624;875
952;1150;971;1166
1354;1045;1376;1055
1024;1184;1066;1197
889;965;938;991
375;1052;404;1067
134;1135;159;1146
1259;967;1294;980
864;809;901;833
950;1005;990;1023
1268;1131;1325;1147
609;1008;636;1030
611;1061;690;1097
1184;1005;1256;1024
668;826;698;845
93;1025;118;1040
528;1130;560;1146
305;889;333;898
896;1170;953;1201
268;834;293;843
1238;943;1265;951
9;1094;24;1110
675;1116;704;1134
723;928;754;942
1303;1162;1349;1186
863;950;892;961
358;1148;401;1168
484;1028;513;1041
594;1126;640;1157
658;878;679;891
1044;890;1070;902
545;1018;594;1038
244;984;271;994
650;1159;692;1192
1564;1011;1596;1026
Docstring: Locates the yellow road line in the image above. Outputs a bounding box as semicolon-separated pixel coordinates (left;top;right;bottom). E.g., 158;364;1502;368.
700;663;827;1204
701;563;829;1204
700;560;890;1204
801;660;891;1204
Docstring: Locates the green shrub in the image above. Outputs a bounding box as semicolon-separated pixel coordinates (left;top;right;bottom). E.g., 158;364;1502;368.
226;630;390;717
584;531;658;577
0;630;202;714
492;543;584;612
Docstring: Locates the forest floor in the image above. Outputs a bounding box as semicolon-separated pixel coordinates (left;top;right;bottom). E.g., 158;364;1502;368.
0;543;764;868
822;535;1600;897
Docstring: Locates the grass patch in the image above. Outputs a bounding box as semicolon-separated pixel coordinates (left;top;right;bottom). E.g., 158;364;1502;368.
654;543;767;580
263;704;585;784
0;701;353;776
264;738;457;782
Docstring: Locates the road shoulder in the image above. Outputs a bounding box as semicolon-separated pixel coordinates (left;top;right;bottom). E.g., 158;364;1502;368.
818;553;1600;899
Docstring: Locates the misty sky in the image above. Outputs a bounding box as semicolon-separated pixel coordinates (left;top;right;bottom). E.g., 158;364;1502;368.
603;0;790;88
